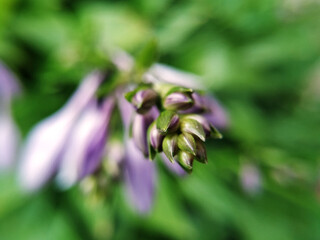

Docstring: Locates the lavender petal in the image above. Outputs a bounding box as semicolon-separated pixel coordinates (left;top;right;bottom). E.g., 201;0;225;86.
202;95;229;129
160;153;186;176
18;71;103;192
124;139;157;213
144;64;204;90
56;97;115;189
0;61;21;102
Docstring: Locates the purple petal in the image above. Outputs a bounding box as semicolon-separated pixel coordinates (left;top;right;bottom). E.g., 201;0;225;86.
81;97;115;178
160;153;186;176
144;64;204;90
117;88;135;130
0;108;20;171
132;113;153;156
111;50;134;72
124;139;157;213
132;107;159;156
18;71;104;192
56;97;115;189
201;95;229;129
240;163;262;195
0;61;21;102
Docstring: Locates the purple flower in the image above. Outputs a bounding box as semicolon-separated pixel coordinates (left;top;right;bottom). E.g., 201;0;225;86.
56;97;115;189
0;61;20;103
17;51;228;215
118;89;186;213
0;62;21;171
18;71;108;191
240;163;262;196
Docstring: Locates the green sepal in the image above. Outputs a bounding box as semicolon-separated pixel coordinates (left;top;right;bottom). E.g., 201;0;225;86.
177;132;197;156
195;140;208;164
210;125;223;139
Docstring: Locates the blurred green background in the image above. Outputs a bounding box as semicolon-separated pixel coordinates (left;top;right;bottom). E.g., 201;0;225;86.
1;0;320;239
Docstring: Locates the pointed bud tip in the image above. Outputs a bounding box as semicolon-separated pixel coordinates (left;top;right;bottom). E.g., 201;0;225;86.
177;133;197;156
180;118;206;142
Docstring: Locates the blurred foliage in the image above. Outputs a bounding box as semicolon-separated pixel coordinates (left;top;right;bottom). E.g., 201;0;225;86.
1;0;320;239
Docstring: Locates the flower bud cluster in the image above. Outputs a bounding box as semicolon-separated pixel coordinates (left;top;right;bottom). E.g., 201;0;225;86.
125;84;222;173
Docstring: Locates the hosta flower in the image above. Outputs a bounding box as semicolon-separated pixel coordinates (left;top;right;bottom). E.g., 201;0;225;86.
18;71;109;191
18;51;228;213
0;61;21;171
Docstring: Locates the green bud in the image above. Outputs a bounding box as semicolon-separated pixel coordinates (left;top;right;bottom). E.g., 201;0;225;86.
180;118;206;142
195;140;207;164
177;151;194;173
183;114;222;139
163;92;194;111
162;134;178;163
147;122;157;160
177;132;197;156
131;89;158;114
156;110;180;134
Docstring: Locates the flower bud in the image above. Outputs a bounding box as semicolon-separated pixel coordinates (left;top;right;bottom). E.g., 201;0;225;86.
163;92;193;111
148;122;164;152
162;134;178;163
183;114;222;139
177;132;197;156
180;118;206;142
195;140;207;164
177;151;194;173
132;113;153;157
131;89;158;114
156;110;180;134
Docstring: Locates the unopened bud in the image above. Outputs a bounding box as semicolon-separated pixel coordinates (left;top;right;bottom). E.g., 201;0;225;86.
148;122;164;152
180;118;206;142
177;132;197;156
162;134;178;163
195;140;207;164
184;114;222;139
132;114;153;157
163;92;193;111
131;89;158;114
177;151;194;173
156;110;180;134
